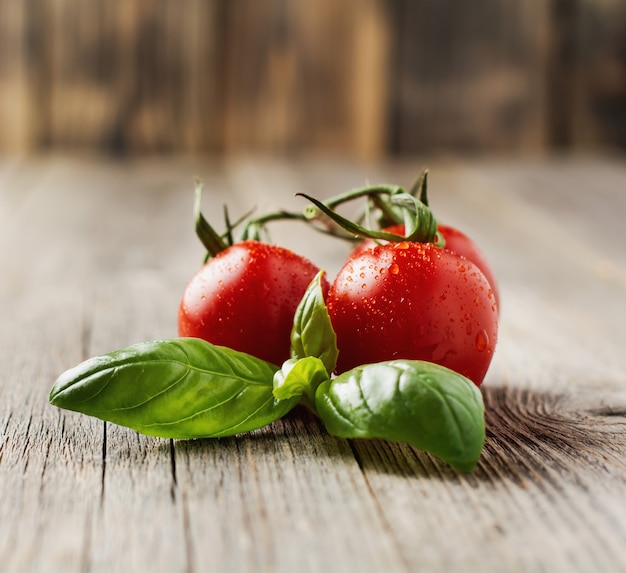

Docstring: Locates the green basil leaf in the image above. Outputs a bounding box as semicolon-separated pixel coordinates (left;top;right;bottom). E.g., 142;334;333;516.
273;356;330;410
49;338;299;439
290;270;338;374
315;360;485;472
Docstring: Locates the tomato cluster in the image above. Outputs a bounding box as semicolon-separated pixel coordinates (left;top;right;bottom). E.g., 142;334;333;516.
178;177;499;386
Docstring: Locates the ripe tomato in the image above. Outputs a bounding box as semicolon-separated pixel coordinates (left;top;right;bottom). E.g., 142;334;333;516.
327;241;498;385
352;224;499;309
178;240;328;366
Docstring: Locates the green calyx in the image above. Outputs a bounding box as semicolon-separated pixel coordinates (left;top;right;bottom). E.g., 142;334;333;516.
193;180;307;261
194;180;229;258
193;168;438;261
298;168;439;245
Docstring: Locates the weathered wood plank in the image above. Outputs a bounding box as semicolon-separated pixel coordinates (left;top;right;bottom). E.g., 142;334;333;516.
0;156;625;573
0;163;103;571
174;414;408;573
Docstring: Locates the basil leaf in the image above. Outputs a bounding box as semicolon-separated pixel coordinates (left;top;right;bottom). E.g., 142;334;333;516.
273;356;330;410
290;270;338;374
315;360;485;472
49;338;299;439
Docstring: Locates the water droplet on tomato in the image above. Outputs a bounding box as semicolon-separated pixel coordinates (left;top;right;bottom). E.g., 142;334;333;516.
395;242;410;249
475;329;489;352
390;264;399;275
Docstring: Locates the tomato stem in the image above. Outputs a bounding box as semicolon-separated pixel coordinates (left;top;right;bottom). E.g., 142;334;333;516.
241;210;308;241
300;172;436;242
192;170;438;260
193;180;313;256
298;189;439;244
298;193;438;243
322;184;405;209
369;194;405;228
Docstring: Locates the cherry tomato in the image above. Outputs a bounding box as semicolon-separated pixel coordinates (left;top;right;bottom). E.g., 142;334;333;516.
178;240;328;366
352;224;499;309
327;241;498;385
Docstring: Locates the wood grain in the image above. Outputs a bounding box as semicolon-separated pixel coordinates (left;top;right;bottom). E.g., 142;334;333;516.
0;156;625;572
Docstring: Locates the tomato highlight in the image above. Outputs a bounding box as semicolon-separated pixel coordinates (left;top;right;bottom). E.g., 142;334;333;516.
178;240;329;366
352;223;500;309
327;241;498;385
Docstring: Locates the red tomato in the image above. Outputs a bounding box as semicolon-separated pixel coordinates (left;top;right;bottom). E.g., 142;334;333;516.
352;224;500;308
178;240;328;366
327;241;498;385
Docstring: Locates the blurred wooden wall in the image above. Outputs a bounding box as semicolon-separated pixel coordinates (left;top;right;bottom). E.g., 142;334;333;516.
0;0;625;157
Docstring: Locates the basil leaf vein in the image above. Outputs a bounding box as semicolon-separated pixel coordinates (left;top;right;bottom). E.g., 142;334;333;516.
50;338;299;439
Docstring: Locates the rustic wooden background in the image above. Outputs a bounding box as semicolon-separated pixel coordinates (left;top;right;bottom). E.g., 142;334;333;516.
0;0;625;157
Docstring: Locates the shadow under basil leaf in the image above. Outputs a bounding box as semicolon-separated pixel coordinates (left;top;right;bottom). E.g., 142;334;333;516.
172;406;359;467
162;386;626;483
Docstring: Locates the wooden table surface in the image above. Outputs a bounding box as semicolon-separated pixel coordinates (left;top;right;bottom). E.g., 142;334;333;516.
1;154;625;573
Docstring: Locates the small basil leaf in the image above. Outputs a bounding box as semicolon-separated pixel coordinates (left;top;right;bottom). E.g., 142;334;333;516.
315;360;485;472
50;338;299;439
273;356;330;410
290;270;338;374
